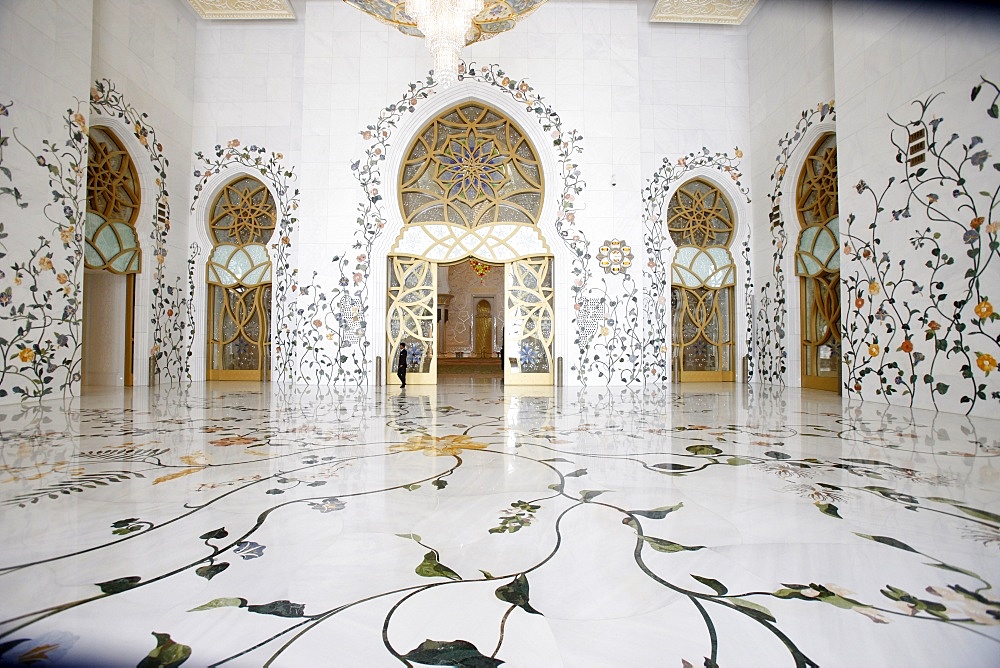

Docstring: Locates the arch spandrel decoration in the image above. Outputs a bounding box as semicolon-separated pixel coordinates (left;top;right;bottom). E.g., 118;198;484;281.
85;127;141;274
389;221;551;263
669;178;737;382
206;175;278;380
794;132;841;392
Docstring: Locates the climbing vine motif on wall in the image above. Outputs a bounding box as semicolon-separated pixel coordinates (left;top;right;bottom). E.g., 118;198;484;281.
640;147;749;385
352;63;590;383
89;79;191;384
0;101;86;399
842;77;999;414
192;143;366;386
754;101;836;386
742;237;754;381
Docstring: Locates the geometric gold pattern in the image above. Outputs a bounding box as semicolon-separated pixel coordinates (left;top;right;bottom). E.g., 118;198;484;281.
795;132;841;392
505;257;554;383
386;257;436;384
389;221;550;263
206;176;277;381
86;127;141;274
667;179;734;248
399;102;543;229
669;179;736;382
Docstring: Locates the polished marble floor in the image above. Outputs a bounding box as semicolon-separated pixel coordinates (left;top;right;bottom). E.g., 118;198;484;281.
0;380;998;666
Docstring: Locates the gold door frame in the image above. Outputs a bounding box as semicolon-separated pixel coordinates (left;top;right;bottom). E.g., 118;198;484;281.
474;298;494;357
666;178;737;384
205;176;277;381
795;133;841;393
671;284;735;382
390;100;552;386
386;256;437;386
207;283;272;381
504;257;554;386
85;127;143;387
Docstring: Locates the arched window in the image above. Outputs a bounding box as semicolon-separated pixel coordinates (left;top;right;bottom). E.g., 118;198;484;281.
669;179;736;382
84;127;142;386
399;102;543;228
795;133;841;392
206;176;276;380
86;127;141;273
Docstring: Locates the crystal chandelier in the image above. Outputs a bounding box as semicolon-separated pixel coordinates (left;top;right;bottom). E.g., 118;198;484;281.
342;1;550;88
406;0;485;87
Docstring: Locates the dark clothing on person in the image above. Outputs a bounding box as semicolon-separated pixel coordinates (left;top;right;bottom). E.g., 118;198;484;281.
396;346;408;387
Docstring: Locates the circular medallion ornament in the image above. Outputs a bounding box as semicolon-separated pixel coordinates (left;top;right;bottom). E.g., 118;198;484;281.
596;239;633;275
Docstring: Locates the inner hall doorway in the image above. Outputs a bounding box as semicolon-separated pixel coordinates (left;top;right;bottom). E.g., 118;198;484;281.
386;255;555;387
437;259;503;379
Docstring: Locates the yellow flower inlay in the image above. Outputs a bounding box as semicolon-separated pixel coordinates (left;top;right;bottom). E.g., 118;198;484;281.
390;434;488;457
974;300;993;320
977;353;997;374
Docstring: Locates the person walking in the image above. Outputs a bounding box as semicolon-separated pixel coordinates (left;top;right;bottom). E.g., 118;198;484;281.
396;343;408;388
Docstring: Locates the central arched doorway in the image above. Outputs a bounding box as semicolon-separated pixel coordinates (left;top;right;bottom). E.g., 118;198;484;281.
385;101;553;386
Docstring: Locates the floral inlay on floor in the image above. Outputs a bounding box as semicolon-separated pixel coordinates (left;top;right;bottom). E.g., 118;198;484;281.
0;382;997;666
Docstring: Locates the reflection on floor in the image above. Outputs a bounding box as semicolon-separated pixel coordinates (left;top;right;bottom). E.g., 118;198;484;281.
437;356;503;377
0;380;998;666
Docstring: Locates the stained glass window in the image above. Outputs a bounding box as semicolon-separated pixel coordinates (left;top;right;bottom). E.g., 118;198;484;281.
399;103;543;228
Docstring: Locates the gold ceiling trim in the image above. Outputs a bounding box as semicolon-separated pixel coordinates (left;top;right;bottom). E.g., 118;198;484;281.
341;1;548;45
186;0;295;20
649;0;758;25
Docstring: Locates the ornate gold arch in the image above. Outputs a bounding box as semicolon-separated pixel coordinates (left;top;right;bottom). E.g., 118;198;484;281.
669;178;736;382
206;176;277;380
795;133;841;392
399;101;543;229
86;127;142;274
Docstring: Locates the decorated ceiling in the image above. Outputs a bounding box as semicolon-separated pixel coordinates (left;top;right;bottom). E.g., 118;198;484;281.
185;0;759;27
186;0;296;20
649;0;759;24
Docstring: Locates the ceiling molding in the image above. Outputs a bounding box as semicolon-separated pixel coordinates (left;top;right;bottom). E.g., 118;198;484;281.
649;0;758;25
186;0;296;20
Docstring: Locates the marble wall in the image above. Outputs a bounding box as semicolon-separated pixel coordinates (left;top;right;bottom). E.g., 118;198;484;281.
1;0;995;415
0;0;94;400
833;2;1000;415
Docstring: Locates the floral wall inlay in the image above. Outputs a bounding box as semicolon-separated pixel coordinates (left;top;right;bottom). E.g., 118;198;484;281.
754;101;836;386
842;76;999;415
0;101;87;400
